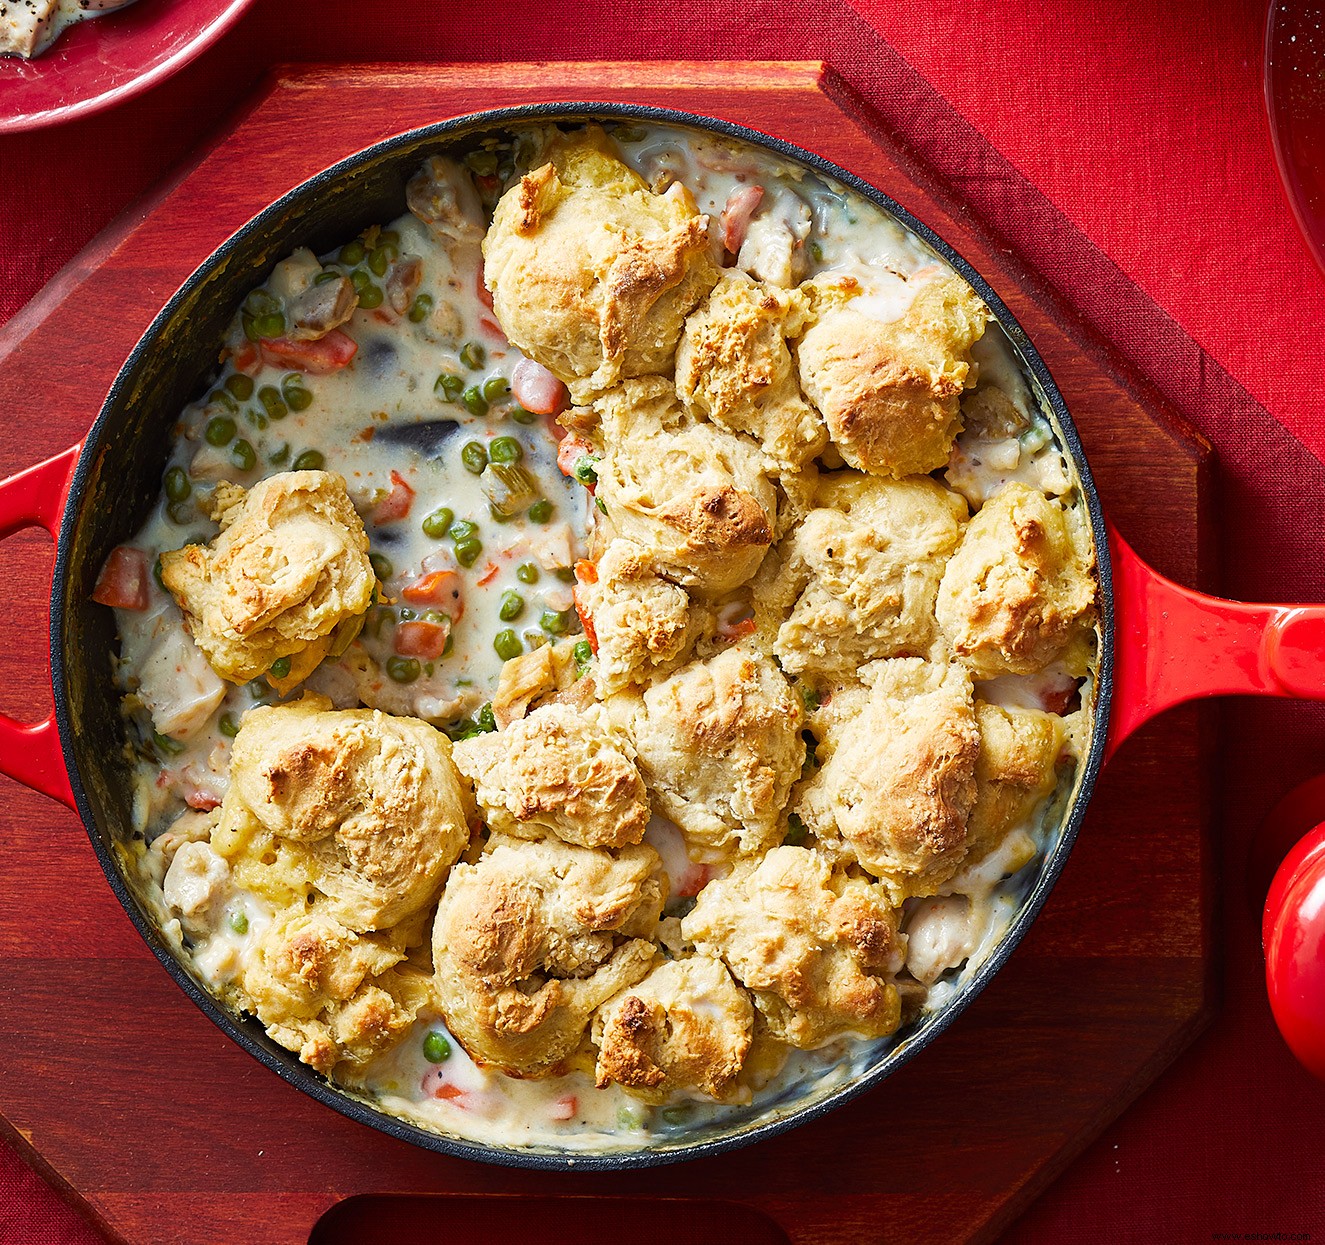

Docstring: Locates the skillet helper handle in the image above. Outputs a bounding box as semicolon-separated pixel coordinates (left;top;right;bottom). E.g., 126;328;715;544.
0;444;82;809
1106;524;1325;760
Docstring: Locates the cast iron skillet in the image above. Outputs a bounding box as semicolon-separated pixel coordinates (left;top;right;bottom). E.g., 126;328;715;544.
0;104;1321;1167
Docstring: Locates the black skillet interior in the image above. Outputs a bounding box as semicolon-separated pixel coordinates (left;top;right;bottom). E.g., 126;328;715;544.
50;104;1114;1171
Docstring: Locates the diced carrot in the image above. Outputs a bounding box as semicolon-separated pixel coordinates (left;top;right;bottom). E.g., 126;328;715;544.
475;260;494;310
574;559;598;585
722;618;757;641
549;1094;578;1121
720;184;765;253
573;586;598;653
372;470;415;525
557;435;595;478
401;570;463;614
394;620;450;660
91;546;150;611
260;329;357;374
229;342;261;375
676;863;715;898
511;358;570;416
476;562;500;587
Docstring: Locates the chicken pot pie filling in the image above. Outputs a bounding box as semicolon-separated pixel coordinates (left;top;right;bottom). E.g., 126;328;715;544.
93;122;1099;1153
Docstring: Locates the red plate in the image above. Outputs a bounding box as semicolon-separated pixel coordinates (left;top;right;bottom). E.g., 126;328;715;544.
0;0;255;134
1265;0;1325;275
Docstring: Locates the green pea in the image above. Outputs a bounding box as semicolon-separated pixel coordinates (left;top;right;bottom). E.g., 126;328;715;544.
808;239;825;263
241;314;261;342
465;150;499;176
244;409;269;431
269;443;291;466
386;656;421;684
164;467;191;502
244;288;280;317
527;499;553;524
227;908;249;936
446;717;482;741
462;386;489;417
166;499;192;524
231;439;257;472
461;441;488;474
554;567;576;583
253;312;286;339
357;282;383;310
211;388;240;414
540;608;573;636
258;385;288;421
454;537;482;567
516;561;539;584
614;125;646;143
153;731;185;757
225;373;254;401
398;607;416;622
340;239;366;266
573;640;593;672
798;684;821;712
379;229;401;246
510;405;538;425
367;247;390;277
783;812;808;847
482;376;510;403
459;341;486;370
292;450;324;471
423;1031;452;1063
660;1105;692;1126
476;703;496;732
205;415;236;446
489;436;523;464
269;656;292;680
219;713;239;738
408;294;434;324
572;455;599;485
313;270;341;285
248;679;269;699
498;591;525;622
435;372;464;401
448;518;478;541
493;629;523;661
421;609;446;624
282;375;313;412
422;507;454;539
369;552;393;580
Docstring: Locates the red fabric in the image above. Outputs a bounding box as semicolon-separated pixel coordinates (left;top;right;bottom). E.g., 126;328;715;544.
4;1;1325;1240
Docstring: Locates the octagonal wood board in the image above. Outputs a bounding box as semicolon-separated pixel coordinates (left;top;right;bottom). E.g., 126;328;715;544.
0;61;1213;1245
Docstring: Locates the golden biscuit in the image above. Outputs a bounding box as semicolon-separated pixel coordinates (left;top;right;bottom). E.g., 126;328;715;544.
213;694;471;932
593;955;753;1101
452;701;650;849
432;836;664;1076
796;659;980;902
935;482;1095;677
797;274;989;477
615;645;803;860
484;127;719;402
967;701;1065;861
576;539;696;693
675;271;825;469
753;471;967;679
595;378;776;595
160;471;375;687
682;846;901;1048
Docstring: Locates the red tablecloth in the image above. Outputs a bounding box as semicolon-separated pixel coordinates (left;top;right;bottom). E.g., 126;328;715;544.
3;0;1325;1239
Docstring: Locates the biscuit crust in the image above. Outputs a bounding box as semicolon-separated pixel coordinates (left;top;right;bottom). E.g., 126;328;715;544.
797;275;989;477
483;127;719;403
452;701;650;849
213;694;471;932
431;836;664;1076
160;470;375;686
593;955;753;1101
682;846;901;1048
935;482;1095;677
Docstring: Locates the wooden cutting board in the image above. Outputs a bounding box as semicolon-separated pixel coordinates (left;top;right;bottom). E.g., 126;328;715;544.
0;61;1212;1245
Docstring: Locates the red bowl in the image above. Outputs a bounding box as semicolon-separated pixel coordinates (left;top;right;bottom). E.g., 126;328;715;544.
0;0;255;134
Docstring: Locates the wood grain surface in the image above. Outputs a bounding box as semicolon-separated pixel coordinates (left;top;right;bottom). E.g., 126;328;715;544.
0;62;1213;1245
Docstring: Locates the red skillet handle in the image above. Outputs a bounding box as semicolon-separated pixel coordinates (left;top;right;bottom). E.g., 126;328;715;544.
0;444;82;810
1264;821;1325;1080
1106;523;1325;760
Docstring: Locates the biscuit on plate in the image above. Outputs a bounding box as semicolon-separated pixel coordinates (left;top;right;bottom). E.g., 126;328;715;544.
431;835;664;1076
483;127;719;402
160;470;375;689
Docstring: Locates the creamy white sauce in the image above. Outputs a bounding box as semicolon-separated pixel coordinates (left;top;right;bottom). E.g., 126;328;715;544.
105;122;1095;1154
